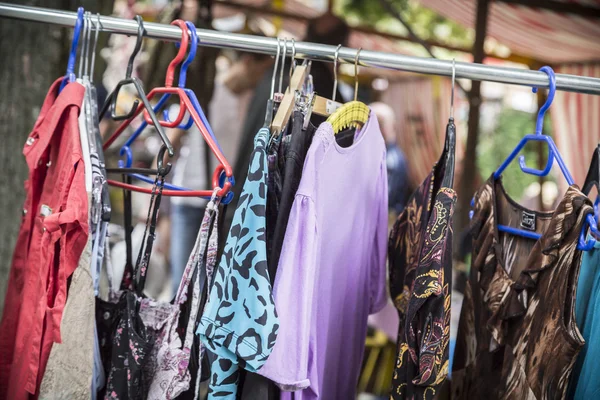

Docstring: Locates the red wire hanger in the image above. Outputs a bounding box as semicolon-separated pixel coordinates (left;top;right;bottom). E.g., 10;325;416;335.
103;19;233;198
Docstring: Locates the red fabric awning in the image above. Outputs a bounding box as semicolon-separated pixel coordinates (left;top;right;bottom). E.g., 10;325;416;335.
418;0;600;64
552;64;600;188
382;77;467;186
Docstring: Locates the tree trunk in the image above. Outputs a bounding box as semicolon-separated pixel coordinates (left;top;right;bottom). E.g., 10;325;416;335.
0;0;114;314
0;0;66;314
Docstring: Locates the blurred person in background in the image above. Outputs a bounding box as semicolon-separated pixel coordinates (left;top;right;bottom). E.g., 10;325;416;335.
223;13;351;239
370;102;410;215
110;0;220;297
303;13;351;103
168;51;269;294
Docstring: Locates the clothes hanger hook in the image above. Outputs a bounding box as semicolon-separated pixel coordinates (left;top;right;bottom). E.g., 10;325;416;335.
60;7;84;92
289;38;296;80
77;11;88;79
450;58;456;120
532;66;556;135
85;12;93;79
279;38;288;94
354;48;362;102
89;13;101;81
80;11;89;78
270;37;281;100
333;44;342;102
178;21;198;88
165;20;189;87
156;144;172;177
126;15;146;79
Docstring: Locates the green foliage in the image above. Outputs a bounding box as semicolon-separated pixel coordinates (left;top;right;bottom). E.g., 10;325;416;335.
476;108;554;201
339;0;472;48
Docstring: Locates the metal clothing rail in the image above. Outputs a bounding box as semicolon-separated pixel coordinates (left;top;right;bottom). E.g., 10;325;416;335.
1;2;600;95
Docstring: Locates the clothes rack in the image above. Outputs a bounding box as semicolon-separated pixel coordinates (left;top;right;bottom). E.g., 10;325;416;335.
1;2;600;96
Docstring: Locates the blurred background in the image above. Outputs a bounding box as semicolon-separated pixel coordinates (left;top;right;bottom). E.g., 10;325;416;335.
0;0;598;397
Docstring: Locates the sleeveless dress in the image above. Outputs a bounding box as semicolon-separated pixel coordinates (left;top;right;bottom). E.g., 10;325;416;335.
388;156;456;399
452;177;593;399
145;190;221;399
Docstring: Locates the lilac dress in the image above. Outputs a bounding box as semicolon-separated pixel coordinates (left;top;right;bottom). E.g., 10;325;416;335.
257;114;389;399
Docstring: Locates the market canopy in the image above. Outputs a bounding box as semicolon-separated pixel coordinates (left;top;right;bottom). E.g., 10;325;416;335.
418;0;600;64
419;0;600;187
214;0;600;185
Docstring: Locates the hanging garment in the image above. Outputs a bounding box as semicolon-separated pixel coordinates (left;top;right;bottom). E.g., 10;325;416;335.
269;110;316;278
38;219;94;400
257;114;388;400
388;156;455;399
241;111;316;400
38;80;97;400
171;195;222;400
198;127;278;400
81;78;111;397
96;179;165;400
568;239;600;399
239;127;286;400
265;124;285;281
0;79;88;400
102;291;154;400
145;191;221;400
83;78;111;296
452;177;593;399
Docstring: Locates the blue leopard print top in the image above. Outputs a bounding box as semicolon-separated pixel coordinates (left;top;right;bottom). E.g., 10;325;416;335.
198;128;279;399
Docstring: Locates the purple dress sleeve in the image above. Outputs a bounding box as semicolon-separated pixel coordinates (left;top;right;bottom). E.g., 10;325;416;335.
370;157;389;314
256;194;318;391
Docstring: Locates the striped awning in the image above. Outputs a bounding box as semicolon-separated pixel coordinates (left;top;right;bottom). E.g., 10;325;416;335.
552;64;600;188
382;77;467;186
418;0;600;64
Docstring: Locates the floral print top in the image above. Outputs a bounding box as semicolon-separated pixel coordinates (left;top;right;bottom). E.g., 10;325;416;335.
96;178;165;399
388;161;456;400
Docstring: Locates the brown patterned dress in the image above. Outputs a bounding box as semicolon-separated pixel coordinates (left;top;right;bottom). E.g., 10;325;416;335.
389;161;456;400
452;177;593;400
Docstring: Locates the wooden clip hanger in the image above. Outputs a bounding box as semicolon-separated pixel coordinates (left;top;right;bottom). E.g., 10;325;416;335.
271;63;309;135
310;44;344;118
271;41;345;135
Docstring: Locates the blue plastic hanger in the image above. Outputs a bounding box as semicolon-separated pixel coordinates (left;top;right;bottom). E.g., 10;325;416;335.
490;66;599;250
59;7;84;93
582;145;600;244
119;21;234;203
161;24;197;130
118;21;220;162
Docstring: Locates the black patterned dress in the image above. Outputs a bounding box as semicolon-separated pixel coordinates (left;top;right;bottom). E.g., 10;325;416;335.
388;159;456;400
96;178;165;400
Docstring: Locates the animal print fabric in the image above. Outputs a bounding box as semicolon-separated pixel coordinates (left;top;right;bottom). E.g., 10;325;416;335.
388;166;455;400
145;191;221;399
198;128;279;399
452;177;593;400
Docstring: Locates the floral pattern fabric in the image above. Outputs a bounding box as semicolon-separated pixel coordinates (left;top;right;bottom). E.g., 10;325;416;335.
388;164;456;400
103;292;154;400
96;178;165;399
145;191;221;400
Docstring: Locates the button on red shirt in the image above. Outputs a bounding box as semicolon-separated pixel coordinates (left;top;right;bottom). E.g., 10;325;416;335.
0;79;88;399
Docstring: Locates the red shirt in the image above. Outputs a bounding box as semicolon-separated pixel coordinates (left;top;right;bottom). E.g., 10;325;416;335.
0;79;88;399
